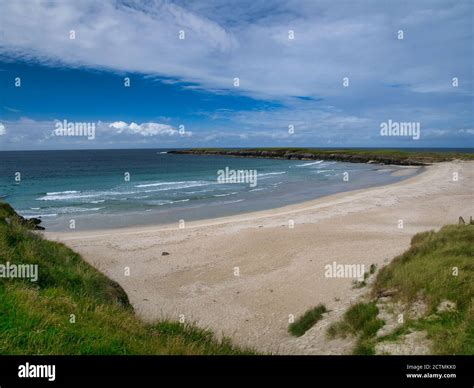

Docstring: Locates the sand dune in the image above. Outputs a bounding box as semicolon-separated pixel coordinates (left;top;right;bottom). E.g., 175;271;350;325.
46;161;473;354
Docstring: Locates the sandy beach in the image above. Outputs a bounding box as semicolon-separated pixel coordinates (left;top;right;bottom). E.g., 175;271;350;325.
46;161;473;354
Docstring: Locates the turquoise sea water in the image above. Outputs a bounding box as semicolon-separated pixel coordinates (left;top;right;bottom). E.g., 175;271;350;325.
0;149;423;231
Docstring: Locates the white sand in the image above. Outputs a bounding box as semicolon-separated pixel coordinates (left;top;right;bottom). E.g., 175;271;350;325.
45;161;473;354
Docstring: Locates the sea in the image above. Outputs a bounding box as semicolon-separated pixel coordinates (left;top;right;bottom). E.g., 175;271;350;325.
1;148;460;232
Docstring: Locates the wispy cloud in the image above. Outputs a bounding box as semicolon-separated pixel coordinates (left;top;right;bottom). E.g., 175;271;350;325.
0;0;472;149
0;0;471;99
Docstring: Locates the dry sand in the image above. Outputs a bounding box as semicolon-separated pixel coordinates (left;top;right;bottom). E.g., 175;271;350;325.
45;161;473;354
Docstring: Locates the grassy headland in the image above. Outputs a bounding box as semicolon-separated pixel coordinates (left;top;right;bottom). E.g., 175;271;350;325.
327;224;474;355
0;202;253;355
169;148;474;166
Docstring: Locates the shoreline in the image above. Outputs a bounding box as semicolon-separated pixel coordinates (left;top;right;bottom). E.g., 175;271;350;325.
45;161;473;354
169;148;474;166
45;164;423;238
14;154;422;233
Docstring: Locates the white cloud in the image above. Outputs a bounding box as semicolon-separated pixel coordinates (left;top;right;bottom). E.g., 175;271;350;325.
0;0;471;100
0;114;471;150
0;123;5;135
0;1;472;149
457;128;474;135
108;121;179;136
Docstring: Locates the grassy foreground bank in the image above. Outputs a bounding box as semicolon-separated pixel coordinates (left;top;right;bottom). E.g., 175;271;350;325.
0;202;252;355
328;224;474;355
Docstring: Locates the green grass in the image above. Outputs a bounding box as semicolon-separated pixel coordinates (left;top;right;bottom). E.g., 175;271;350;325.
372;224;474;355
178;148;474;163
327;225;474;355
372;225;473;309
327;302;384;355
0;202;254;355
288;304;328;337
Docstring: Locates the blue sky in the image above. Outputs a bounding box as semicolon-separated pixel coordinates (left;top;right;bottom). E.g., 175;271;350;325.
0;0;473;150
